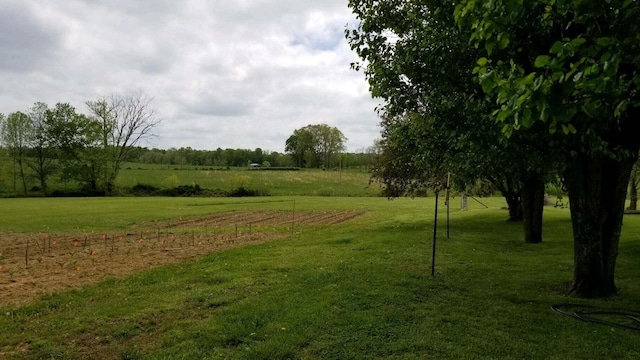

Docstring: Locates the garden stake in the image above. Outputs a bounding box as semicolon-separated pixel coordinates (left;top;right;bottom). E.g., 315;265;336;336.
34;238;44;256
291;200;295;234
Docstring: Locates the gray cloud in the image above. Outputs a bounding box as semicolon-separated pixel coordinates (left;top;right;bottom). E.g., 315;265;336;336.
0;0;380;153
0;1;64;72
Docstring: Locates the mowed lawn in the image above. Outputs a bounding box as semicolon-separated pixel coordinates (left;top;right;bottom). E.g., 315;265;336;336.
0;196;639;359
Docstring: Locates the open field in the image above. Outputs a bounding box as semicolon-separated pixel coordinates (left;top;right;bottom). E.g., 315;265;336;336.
115;164;380;197
0;157;381;197
0;196;639;359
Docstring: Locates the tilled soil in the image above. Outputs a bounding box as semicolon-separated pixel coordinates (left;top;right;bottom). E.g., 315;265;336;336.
0;210;365;307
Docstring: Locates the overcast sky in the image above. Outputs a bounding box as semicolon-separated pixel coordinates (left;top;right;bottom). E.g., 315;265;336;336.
0;0;382;153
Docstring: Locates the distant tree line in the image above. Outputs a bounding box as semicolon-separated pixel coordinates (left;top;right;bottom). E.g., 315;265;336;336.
125;145;378;171
0;103;378;197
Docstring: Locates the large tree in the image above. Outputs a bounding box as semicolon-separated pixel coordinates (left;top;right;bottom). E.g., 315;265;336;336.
2;111;33;195
285;128;315;168
45;103;105;193
86;92;160;195
285;124;346;169
27;102;56;196
455;0;640;296
347;0;555;242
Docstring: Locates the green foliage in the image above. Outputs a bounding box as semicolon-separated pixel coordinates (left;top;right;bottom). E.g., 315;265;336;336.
285;124;347;169
455;0;640;296
455;0;640;155
347;0;557;221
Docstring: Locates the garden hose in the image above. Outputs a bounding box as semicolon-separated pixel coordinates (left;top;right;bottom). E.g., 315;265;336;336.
552;303;640;331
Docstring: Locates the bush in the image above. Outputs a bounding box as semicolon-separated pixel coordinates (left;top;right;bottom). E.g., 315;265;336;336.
162;184;206;197
316;187;334;197
228;186;268;197
131;183;159;196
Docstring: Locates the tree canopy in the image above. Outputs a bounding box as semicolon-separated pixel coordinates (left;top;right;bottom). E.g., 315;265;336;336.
349;0;640;297
285;124;347;169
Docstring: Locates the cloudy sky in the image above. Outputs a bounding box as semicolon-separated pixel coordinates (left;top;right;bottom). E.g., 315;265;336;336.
0;0;382;153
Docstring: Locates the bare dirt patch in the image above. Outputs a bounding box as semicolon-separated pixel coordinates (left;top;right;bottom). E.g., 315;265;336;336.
0;210;365;307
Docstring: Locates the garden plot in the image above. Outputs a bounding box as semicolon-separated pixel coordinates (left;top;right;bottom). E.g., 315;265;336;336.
0;210;365;307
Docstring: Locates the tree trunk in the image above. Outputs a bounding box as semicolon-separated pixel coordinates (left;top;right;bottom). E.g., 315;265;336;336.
18;159;27;195
564;152;635;297
521;171;545;243
503;191;523;221
628;171;638;210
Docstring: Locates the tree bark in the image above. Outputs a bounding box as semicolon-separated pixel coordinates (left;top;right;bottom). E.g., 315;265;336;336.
521;171;545;243
628;171;638;211
564;152;636;297
503;191;523;221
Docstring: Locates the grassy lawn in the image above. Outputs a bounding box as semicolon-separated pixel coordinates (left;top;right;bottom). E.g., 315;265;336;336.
0;196;639;359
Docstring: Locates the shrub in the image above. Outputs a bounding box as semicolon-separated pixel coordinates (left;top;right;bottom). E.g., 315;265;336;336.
228;186;269;197
316;187;334;197
131;183;159;196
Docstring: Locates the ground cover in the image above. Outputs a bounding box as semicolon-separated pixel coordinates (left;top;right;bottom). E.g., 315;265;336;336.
0;196;638;359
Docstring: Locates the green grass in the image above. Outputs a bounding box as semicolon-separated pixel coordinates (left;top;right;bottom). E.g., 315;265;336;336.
1;197;640;359
115;163;380;197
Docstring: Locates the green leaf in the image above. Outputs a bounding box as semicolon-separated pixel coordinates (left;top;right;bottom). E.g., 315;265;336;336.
534;55;550;68
485;41;496;55
596;37;613;47
550;41;563;54
499;36;510;49
615;100;629;117
569;38;586;47
480;73;496;93
502;124;514;138
477;57;488;66
573;71;583;82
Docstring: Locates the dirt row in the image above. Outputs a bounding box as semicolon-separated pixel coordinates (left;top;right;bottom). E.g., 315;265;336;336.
0;210;365;307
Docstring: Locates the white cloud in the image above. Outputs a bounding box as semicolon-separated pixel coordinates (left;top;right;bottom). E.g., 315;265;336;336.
0;0;381;152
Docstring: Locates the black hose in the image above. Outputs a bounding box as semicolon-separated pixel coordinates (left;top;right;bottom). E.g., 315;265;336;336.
552;303;640;331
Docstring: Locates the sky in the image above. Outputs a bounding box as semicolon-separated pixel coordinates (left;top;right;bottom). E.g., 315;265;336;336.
0;0;382;153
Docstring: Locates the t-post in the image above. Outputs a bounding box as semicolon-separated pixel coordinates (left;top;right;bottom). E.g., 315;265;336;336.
446;173;451;239
432;190;439;277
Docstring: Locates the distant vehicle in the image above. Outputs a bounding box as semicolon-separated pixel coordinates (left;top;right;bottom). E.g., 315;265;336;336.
249;163;261;168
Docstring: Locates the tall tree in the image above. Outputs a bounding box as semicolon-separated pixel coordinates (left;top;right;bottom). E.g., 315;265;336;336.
285;124;347;168
46;103;104;193
2;111;32;195
27;102;56;195
456;0;640;296
347;0;555;241
86;92;161;195
306;124;347;169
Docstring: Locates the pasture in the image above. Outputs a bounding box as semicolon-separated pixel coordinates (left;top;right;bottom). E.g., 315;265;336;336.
117;164;380;197
0;196;639;359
